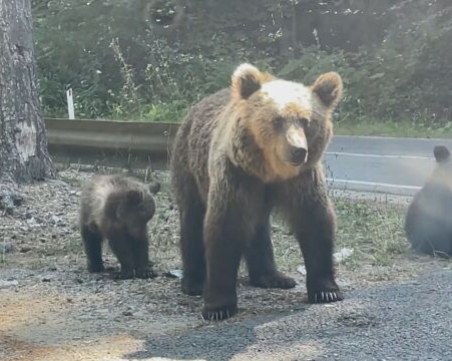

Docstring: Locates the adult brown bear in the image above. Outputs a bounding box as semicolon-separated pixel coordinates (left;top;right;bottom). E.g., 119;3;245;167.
171;63;344;320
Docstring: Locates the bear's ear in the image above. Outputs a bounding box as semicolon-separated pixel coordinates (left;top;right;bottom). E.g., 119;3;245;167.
434;145;451;163
231;63;263;100
148;181;161;195
311;72;343;108
126;190;143;204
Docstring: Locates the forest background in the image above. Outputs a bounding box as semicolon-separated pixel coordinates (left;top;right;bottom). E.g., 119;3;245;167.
33;0;452;135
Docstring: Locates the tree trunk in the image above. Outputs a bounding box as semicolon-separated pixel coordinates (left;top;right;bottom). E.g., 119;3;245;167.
0;0;54;183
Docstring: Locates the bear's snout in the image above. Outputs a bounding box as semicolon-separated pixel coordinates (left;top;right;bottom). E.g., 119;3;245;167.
286;125;308;165
289;146;308;165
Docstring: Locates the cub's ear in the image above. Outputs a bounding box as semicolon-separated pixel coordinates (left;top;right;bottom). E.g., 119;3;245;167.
231;63;263;101
148;181;161;195
311;72;343;108
434;145;451;163
126;190;143;204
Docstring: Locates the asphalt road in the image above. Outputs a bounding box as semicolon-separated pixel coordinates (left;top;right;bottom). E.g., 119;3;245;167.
325;135;452;196
125;269;452;361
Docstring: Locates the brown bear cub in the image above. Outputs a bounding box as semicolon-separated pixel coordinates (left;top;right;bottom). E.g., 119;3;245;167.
171;63;344;320
405;145;452;257
80;174;159;279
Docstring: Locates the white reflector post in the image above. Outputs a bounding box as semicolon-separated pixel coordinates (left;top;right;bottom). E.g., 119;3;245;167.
66;88;75;119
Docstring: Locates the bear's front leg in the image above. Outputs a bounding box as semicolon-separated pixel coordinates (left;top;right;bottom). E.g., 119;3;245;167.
108;232;135;280
202;212;242;321
285;174;343;303
132;233;157;279
201;178;261;321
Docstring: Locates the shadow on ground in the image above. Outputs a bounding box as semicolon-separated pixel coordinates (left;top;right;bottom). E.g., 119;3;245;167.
125;308;309;361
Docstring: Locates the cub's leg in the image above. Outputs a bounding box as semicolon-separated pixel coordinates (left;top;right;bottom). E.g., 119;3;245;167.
132;233;157;279
283;171;343;303
245;215;296;289
108;232;135;279
81;224;104;273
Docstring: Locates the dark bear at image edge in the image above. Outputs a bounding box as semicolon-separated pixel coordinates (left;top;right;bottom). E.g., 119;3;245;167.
405;145;452;258
170;62;344;321
79;174;160;279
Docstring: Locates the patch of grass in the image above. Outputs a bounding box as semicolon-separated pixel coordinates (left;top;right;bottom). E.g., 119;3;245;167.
272;197;409;271
334;197;408;268
335;116;452;139
58;174;84;187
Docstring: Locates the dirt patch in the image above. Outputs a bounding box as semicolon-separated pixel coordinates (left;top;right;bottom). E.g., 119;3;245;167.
0;166;449;360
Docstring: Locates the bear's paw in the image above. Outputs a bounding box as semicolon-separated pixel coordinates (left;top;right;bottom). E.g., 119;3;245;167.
249;272;296;289
135;267;158;279
112;269;135;280
307;279;343;303
181;277;204;296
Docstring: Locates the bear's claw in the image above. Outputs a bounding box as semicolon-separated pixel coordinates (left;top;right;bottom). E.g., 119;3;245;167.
311;290;343;303
202;304;238;321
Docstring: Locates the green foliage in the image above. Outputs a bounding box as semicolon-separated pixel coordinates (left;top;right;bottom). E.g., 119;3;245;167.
33;0;452;126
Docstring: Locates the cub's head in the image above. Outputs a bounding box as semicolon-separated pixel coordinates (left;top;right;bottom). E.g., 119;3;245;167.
229;63;343;182
115;182;159;230
430;145;452;187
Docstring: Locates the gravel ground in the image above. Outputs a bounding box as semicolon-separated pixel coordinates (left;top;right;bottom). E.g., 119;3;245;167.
130;269;452;361
0;166;450;361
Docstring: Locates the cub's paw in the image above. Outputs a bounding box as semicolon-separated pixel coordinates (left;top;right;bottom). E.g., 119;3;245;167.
87;263;104;273
112;270;134;280
202;304;238;321
250;272;296;289
307;279;343;303
181;277;204;296
135;268;157;279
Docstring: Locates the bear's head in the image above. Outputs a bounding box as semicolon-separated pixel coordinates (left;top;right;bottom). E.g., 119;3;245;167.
429;145;452;187
110;183;158;235
226;63;343;183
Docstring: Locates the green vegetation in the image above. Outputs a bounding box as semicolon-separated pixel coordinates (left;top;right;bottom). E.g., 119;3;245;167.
33;1;452;137
334;117;452;139
273;196;410;272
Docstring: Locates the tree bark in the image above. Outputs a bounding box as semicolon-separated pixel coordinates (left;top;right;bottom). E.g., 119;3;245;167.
0;0;54;183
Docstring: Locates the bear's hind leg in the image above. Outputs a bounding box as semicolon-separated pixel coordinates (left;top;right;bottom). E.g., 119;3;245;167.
245;218;296;289
179;197;206;296
81;225;104;273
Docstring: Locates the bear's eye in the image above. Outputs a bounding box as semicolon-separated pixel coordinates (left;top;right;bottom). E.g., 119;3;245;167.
273;116;284;130
296;117;309;128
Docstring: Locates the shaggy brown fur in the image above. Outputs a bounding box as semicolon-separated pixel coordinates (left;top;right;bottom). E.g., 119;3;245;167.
170;63;344;321
80;174;159;279
405;145;452;257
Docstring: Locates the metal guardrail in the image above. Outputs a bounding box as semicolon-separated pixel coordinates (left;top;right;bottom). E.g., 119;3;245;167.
45;118;180;164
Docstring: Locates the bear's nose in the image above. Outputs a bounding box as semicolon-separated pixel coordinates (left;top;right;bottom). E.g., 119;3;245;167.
290;147;307;165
